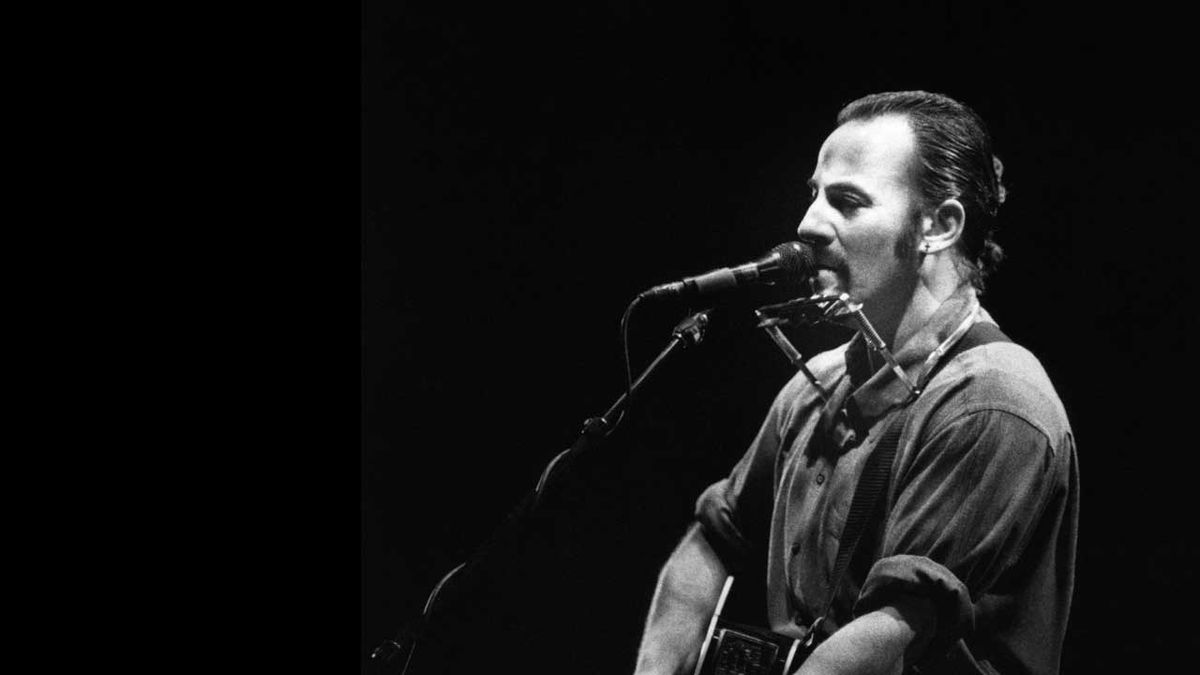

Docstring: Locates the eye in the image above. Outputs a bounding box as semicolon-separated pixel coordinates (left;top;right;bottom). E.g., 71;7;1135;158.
829;193;863;214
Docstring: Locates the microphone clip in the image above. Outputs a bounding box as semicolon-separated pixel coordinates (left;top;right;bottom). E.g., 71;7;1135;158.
671;309;712;348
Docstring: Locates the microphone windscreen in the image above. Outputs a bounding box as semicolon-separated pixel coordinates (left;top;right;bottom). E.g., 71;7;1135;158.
770;241;815;281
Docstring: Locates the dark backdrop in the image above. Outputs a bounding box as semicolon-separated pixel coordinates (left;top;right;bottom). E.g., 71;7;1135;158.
362;3;1194;672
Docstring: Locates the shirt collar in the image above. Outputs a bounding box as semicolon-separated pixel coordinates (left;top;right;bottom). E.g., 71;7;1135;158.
842;284;984;428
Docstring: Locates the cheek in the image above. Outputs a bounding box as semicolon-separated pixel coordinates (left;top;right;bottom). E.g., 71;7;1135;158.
845;228;897;267
852;208;917;258
843;218;910;287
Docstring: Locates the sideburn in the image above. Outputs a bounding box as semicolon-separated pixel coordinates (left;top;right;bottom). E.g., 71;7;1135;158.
892;206;924;265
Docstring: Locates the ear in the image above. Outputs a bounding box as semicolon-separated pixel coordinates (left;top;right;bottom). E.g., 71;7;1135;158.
921;198;965;254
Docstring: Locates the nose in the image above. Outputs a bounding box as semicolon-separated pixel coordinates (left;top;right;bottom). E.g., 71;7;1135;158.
795;201;834;250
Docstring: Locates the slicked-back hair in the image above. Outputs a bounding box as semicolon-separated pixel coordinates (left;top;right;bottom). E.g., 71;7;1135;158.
837;91;1007;292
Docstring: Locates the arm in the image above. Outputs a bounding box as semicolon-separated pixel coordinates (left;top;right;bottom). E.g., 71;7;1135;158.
825;405;1072;672
633;524;728;675
795;594;936;675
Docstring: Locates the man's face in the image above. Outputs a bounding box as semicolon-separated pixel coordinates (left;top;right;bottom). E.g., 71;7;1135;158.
797;114;925;316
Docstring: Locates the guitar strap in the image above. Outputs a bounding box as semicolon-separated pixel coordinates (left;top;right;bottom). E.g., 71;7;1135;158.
811;320;1011;636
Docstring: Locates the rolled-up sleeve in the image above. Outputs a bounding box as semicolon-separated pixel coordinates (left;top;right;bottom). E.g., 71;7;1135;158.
854;408;1065;656
695;478;751;569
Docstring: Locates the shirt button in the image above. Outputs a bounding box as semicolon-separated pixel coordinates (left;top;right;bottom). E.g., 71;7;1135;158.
815;473;825;485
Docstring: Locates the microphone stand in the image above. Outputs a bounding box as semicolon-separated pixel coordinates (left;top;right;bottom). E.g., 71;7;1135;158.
368;308;715;675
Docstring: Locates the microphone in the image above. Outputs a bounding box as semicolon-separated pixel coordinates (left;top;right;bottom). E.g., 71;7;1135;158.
638;241;815;299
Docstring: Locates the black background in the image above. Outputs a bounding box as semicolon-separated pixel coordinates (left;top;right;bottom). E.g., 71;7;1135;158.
362;3;1195;672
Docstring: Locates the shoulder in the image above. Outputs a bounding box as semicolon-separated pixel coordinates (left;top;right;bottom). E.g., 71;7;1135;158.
919;338;1073;453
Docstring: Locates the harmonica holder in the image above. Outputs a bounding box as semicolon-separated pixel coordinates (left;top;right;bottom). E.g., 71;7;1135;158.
754;292;921;403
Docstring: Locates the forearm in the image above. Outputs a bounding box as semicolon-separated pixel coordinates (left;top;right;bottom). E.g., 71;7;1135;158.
795;595;935;675
633;524;728;675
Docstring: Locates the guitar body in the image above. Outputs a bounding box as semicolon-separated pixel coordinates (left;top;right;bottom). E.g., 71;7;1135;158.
694;577;816;675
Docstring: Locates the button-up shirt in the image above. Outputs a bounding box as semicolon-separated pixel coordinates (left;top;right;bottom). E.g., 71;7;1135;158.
696;285;1078;674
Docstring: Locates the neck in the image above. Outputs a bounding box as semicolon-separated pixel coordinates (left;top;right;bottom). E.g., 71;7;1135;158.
871;252;964;351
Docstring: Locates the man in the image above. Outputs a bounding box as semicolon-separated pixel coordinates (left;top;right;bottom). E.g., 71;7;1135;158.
633;91;1078;674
